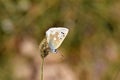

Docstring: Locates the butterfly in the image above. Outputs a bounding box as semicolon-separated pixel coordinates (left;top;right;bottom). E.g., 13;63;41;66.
46;27;69;53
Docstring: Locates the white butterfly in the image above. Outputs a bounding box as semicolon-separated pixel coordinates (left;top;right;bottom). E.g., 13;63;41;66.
46;27;69;53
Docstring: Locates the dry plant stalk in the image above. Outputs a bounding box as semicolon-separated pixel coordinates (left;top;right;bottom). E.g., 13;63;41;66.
39;38;50;80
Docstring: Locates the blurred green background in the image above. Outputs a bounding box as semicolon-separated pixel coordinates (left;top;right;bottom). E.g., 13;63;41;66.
1;0;120;80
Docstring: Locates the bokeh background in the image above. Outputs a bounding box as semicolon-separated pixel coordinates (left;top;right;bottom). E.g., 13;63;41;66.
1;0;120;80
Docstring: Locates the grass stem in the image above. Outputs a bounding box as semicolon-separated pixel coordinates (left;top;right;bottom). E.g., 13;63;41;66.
40;57;44;80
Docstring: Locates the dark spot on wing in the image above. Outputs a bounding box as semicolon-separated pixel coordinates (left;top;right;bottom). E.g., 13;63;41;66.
60;37;62;39
61;32;65;37
61;32;64;34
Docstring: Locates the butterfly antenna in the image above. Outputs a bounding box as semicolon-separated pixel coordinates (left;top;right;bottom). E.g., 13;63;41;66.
60;53;64;57
57;51;64;57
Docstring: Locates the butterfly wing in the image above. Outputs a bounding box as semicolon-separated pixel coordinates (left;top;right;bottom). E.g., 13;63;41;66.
46;27;69;50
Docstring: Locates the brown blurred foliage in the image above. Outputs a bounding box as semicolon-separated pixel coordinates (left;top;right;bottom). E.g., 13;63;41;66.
0;0;120;80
